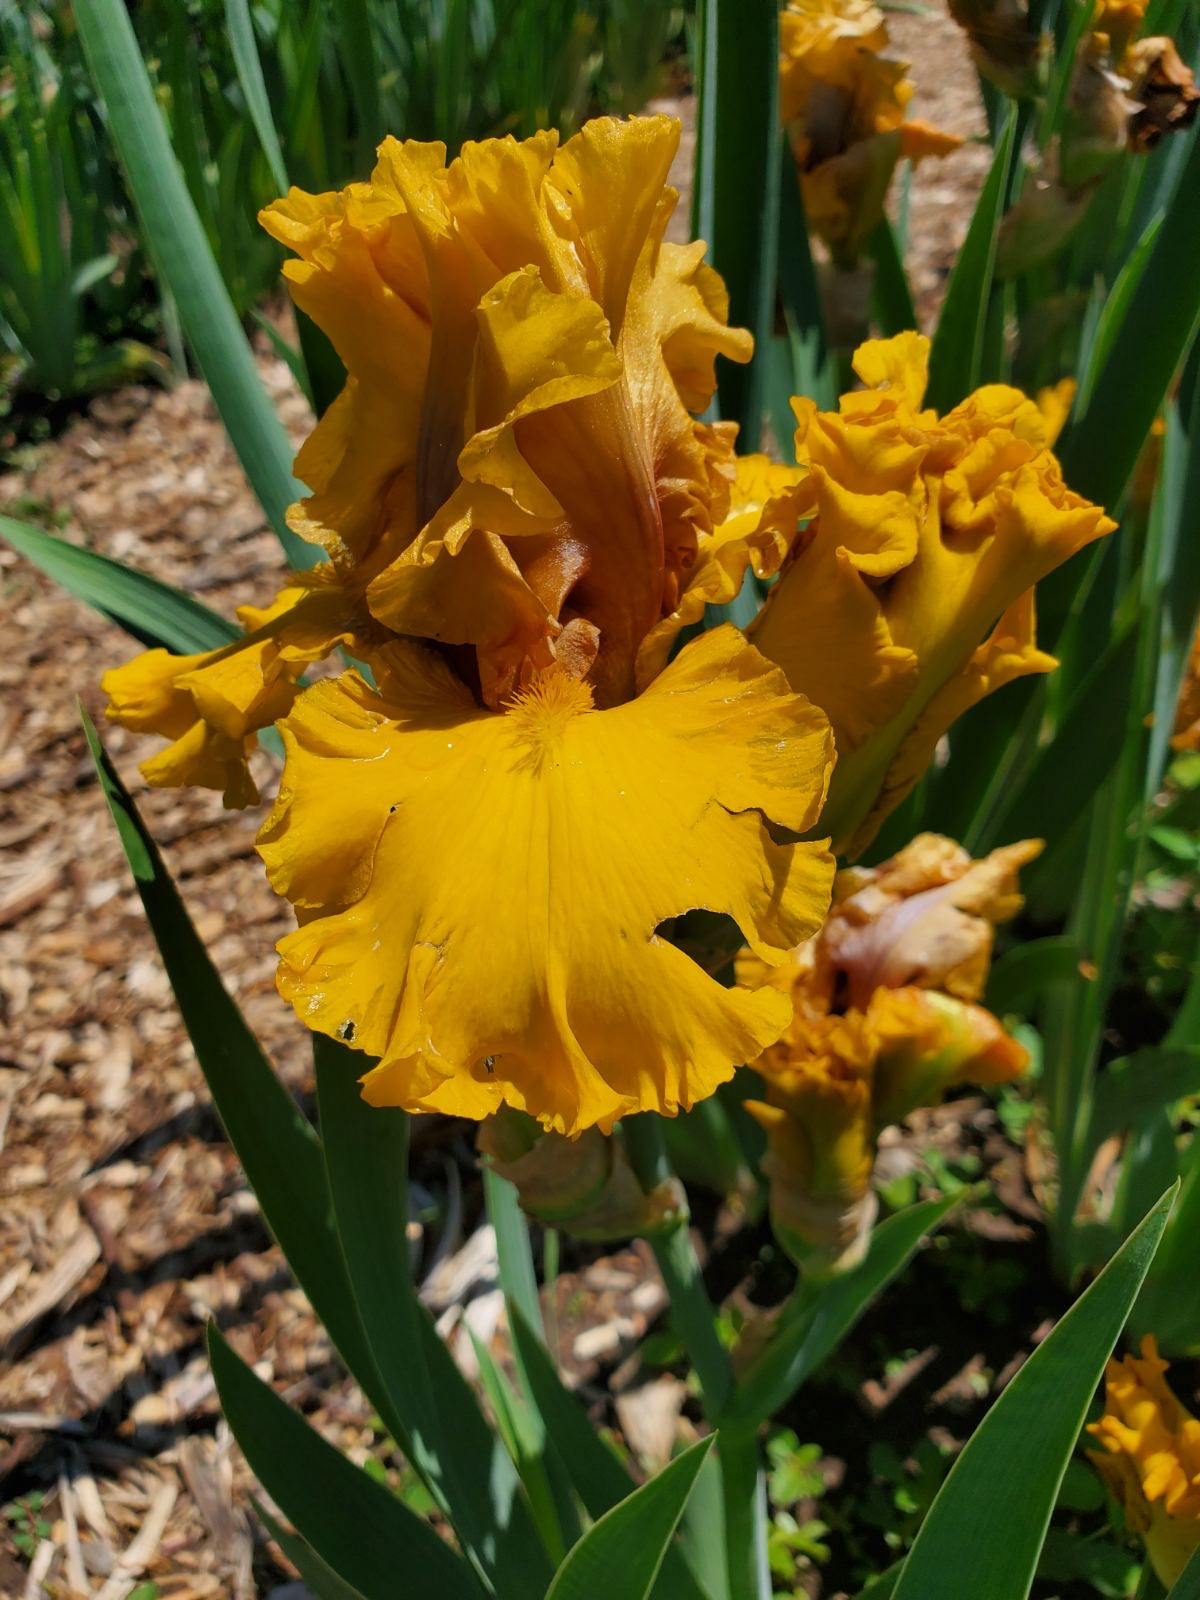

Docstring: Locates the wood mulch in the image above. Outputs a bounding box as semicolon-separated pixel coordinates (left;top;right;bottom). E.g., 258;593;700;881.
0;29;997;1592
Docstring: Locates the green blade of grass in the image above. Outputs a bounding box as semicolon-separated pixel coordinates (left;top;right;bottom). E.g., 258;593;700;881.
1;516;238;654
73;0;312;564
891;1187;1175;1600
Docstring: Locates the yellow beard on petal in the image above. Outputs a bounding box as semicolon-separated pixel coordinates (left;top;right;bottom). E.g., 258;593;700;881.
506;667;596;755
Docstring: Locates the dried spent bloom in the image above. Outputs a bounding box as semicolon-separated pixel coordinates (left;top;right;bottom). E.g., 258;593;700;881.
1061;6;1198;184
1123;36;1200;151
104;117;839;1138
1089;1337;1200;1587
947;0;1048;100
739;833;1035;1269
740;332;1116;855
779;0;961;264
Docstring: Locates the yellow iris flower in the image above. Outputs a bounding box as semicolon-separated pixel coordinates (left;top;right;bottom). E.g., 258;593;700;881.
780;0;961;263
1089;1337;1200;1587
733;332;1115;855
103;116;838;1136
740;833;1036;1267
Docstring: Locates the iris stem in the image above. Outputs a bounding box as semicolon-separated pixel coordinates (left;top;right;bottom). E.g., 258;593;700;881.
621;1116;733;1418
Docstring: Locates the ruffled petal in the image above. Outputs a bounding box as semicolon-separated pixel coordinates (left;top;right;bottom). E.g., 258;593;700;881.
750;333;1116;853
102;579;359;808
635;453;810;690
264;117;752;707
259;624;835;1136
851;590;1057;853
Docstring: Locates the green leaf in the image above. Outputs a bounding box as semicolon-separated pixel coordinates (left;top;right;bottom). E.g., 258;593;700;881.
775;143;834;414
545;1438;714;1600
868;218;918;336
224;0;289;194
1169;1543;1200;1597
975;625;1138;853
1075;214;1164;414
509;1305;639;1518
208;1329;483;1600
724;1195;959;1427
1131;1134;1200;1351
72;0;311;563
314;1038;552;1600
891;1187;1176;1600
926;112;1016;412
253;1497;368;1600
1;516;238;655
484;1167;543;1343
80;708;374;1383
1058;126;1200;516
692;0;780;437
856;1563;902;1599
507;1306;710;1600
985;936;1086;1016
1091;1049;1200;1144
466;1327;574;1568
330;0;381;172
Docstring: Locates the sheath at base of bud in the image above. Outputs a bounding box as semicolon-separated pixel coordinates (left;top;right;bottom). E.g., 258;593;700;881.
478;1110;687;1242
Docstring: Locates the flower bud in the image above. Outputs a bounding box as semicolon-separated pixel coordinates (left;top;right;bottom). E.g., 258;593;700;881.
1089;1337;1200;1587
478;1112;687;1241
947;0;1049;99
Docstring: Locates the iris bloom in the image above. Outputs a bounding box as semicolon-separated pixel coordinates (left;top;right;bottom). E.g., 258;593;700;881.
739;834;1037;1268
1089;1337;1200;1587
780;0;961;264
726;332;1115;855
103;117;836;1137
